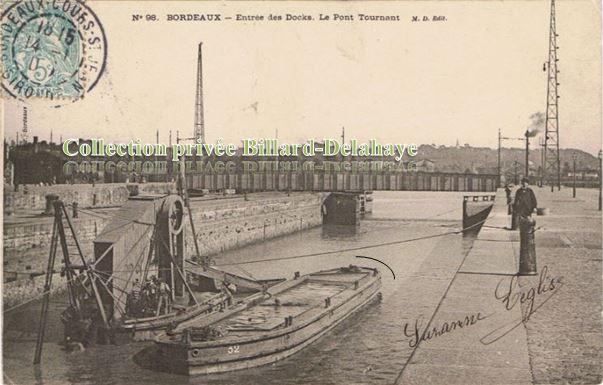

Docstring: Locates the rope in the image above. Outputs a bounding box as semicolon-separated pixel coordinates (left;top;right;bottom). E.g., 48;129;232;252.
64;203;156;227
4;225;152;314
3;216;489;277
215;217;489;267
233;264;259;281
3;272;89;314
425;207;458;219
91;269;131;284
92;274;127;317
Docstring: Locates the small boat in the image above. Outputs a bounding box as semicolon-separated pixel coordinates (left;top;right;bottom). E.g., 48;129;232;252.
90;194;284;341
154;265;382;375
118;262;285;340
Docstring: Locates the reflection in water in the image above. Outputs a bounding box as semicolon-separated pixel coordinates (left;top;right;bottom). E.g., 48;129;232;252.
321;224;359;238
3;192;477;385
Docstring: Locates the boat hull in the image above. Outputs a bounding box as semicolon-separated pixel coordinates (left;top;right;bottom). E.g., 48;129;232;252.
155;267;382;375
120;292;231;341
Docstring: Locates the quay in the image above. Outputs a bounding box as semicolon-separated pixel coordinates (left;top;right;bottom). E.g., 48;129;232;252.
2;186;325;309
2;187;600;384
395;187;602;384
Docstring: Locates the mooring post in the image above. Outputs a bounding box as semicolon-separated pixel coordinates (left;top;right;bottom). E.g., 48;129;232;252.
510;204;519;230
462;196;468;231
518;216;537;275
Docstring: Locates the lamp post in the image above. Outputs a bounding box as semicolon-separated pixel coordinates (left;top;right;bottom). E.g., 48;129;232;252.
499;131;525;185
572;153;577;198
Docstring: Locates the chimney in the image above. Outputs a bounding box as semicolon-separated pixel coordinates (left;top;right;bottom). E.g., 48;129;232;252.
33;136;39;153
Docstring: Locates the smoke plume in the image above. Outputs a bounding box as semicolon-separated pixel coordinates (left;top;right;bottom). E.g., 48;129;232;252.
526;112;544;137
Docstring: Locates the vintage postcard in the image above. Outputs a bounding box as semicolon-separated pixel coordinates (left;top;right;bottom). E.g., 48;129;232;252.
1;1;601;384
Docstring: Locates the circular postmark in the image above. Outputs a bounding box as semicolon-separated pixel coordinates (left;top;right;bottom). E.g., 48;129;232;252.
1;0;107;105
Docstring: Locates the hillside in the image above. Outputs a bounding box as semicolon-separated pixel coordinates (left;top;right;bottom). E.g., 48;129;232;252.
415;144;600;175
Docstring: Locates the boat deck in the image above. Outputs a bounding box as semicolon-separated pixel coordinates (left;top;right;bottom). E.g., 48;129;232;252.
157;267;379;345
219;281;347;334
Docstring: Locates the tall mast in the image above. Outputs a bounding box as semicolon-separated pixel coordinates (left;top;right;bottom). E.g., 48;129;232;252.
194;42;205;143
543;0;561;190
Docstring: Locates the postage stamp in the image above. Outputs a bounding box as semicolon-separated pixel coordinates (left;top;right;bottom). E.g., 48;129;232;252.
1;0;107;105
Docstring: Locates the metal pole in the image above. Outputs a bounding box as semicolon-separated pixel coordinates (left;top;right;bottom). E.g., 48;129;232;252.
572;153;576;198
177;135;205;266
540;139;546;187
33;218;59;364
598;150;602;211
518;216;537;275
525;131;529;180
194;42;204;143
558;146;561;192
497;129;501;187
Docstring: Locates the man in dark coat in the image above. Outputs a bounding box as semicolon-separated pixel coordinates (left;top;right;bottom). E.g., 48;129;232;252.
514;178;538;217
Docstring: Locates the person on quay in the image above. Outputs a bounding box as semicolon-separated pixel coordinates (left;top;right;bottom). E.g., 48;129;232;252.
514;178;539;275
505;184;513;215
513;178;538;219
157;278;172;315
139;276;156;316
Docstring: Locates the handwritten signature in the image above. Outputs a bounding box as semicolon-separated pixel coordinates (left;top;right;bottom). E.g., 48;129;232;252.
400;266;563;348
480;265;564;345
403;312;489;348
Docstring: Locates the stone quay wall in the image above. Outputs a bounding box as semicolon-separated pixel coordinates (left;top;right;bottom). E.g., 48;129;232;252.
3;190;325;308
3;182;176;214
186;192;325;258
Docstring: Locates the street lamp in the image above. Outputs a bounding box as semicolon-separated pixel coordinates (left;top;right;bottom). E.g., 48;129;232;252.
499;131;525;185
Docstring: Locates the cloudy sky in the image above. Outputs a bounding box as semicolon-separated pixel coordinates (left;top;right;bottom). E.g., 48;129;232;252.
3;0;601;154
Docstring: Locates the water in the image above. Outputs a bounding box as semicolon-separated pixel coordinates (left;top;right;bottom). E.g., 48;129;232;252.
3;191;476;385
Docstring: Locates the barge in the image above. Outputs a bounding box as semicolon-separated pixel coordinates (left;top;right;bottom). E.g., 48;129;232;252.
154;265;382;375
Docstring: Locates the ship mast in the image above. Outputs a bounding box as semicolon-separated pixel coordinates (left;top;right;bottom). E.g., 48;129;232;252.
194;42;205;143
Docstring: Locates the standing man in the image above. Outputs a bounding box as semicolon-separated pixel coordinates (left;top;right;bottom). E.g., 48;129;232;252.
513;178;538;218
126;278;142;317
157;278;172;315
505;184;513;215
514;179;538;276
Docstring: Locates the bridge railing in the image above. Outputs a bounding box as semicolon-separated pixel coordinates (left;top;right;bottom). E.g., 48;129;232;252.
171;171;499;193
463;194;496;202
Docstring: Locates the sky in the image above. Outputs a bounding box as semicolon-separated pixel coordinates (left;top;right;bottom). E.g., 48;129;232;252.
3;0;602;155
